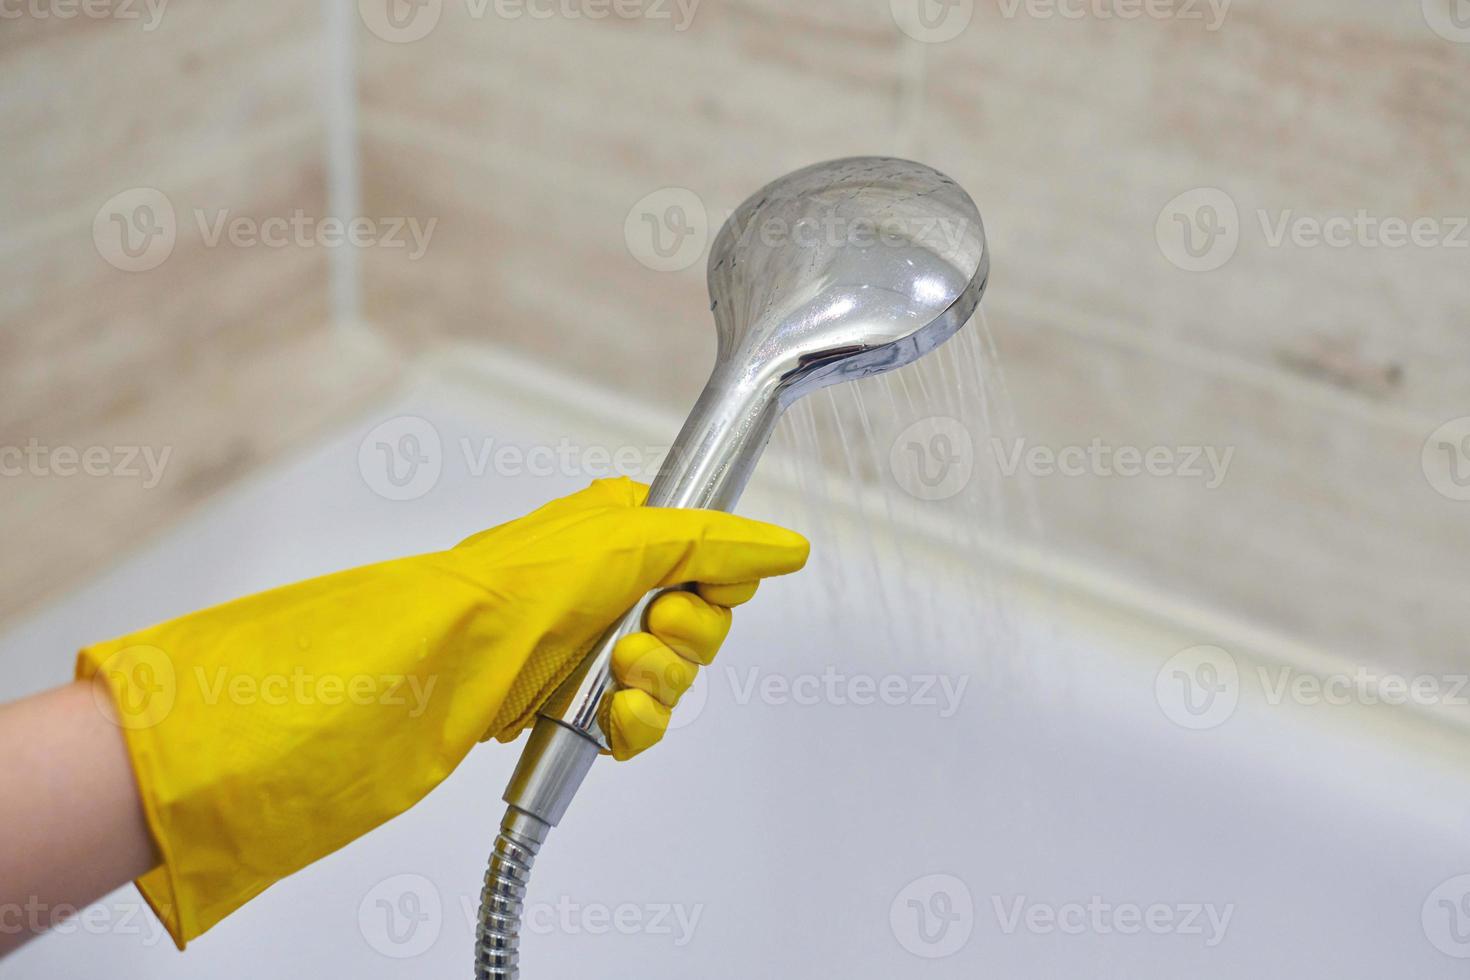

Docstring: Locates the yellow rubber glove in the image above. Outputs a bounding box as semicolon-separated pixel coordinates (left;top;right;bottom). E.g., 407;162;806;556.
75;478;807;948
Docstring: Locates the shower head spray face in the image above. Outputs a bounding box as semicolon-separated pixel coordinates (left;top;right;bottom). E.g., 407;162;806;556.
484;157;989;979
707;156;988;409
642;157;990;515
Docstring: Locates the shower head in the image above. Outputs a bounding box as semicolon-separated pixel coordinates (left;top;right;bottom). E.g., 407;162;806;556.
707;156;988;409
639;156;989;515
480;157;988;979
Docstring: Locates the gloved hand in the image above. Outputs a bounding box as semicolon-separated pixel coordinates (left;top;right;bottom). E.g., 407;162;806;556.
76;478;807;947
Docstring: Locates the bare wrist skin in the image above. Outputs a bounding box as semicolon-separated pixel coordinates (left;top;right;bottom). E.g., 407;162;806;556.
0;681;158;956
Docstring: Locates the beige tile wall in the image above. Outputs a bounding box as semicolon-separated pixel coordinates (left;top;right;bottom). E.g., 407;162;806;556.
0;1;394;625
4;0;1462;675
357;0;1469;676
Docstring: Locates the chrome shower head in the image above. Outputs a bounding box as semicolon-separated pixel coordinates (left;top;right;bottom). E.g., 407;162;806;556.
707;156;988;408
479;157;988;979
636;157;989;515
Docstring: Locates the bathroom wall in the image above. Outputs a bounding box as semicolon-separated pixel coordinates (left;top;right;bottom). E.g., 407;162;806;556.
355;0;1470;679
0;1;394;624
5;1;1464;680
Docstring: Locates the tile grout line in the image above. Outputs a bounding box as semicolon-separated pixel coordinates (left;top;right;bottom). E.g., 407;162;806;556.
323;0;364;329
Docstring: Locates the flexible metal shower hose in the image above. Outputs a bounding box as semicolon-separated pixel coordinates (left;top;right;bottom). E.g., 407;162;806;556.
475;808;549;979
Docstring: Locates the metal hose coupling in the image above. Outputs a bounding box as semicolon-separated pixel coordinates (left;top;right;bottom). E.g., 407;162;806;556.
476;718;602;978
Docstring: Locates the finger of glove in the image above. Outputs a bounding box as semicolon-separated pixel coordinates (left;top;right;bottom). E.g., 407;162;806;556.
646;591;730;666
612;631;698;707
623;508;809;590
605;688;670;761
696;580;759;608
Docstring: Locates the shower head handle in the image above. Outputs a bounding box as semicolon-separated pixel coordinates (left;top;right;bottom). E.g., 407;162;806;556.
501;157;987;829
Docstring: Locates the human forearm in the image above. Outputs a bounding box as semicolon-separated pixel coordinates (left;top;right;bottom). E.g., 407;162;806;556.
0;681;158;955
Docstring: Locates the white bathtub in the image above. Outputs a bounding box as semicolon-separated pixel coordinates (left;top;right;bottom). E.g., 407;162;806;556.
3;359;1466;979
